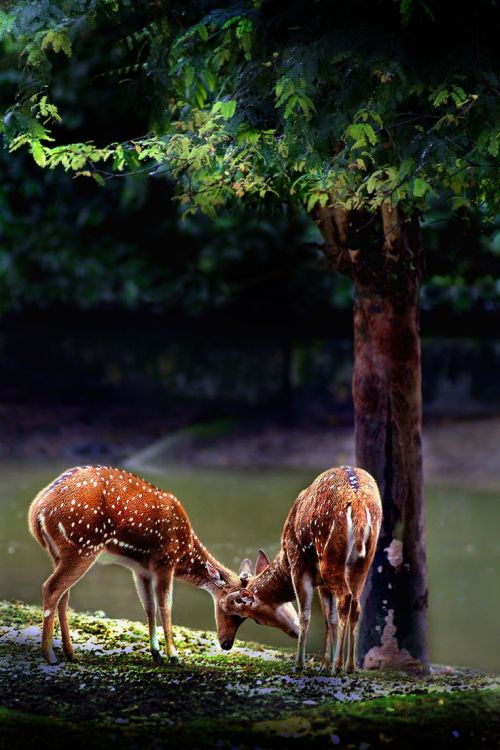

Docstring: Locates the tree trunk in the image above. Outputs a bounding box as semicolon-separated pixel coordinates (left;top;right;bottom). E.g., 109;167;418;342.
353;218;428;672
313;204;428;671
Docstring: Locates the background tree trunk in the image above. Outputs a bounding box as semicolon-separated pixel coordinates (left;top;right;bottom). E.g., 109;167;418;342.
353;216;428;671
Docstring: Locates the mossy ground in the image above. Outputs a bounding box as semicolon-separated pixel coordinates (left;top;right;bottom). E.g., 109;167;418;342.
1;601;499;750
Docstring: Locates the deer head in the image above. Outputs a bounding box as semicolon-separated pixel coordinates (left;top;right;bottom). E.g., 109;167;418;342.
205;561;246;650
218;551;299;639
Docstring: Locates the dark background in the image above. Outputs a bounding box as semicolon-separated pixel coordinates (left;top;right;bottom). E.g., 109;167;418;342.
1;19;499;453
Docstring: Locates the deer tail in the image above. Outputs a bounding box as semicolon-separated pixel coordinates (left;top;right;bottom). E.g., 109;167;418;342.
28;504;46;550
28;485;54;550
352;504;374;559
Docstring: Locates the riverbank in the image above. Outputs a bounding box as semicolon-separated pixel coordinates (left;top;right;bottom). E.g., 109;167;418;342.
126;415;500;491
2;404;500;490
1;601;499;749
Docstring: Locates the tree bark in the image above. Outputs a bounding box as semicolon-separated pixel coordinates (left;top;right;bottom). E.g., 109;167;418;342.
353;214;428;671
313;205;429;671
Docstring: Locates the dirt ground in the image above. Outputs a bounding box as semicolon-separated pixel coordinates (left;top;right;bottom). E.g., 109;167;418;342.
1;602;499;750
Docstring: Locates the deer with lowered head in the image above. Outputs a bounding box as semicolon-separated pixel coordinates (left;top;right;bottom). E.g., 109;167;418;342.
223;466;382;673
29;465;299;664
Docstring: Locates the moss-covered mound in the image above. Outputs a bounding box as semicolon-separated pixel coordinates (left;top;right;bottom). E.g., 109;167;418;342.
1;601;499;749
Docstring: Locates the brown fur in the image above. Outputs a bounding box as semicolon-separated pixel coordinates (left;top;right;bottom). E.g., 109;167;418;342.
28;465;243;664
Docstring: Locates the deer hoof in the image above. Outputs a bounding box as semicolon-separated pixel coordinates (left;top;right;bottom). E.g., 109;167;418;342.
151;650;164;665
64;651;77;663
319;659;331;672
345;663;356;674
43;649;58;665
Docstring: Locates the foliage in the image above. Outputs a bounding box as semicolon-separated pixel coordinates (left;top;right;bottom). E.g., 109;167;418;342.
1;0;499;223
0;6;332;317
0;0;498;318
0;145;338;315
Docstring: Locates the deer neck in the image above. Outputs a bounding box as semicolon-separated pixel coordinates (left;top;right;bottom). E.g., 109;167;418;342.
252;550;294;605
175;534;236;592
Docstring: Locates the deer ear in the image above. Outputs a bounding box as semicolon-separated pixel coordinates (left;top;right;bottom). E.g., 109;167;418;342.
239;588;256;608
206;561;226;588
239;558;254;586
255;549;270;575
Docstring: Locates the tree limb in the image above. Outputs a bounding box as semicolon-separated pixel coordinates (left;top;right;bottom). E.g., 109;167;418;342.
311;204;355;278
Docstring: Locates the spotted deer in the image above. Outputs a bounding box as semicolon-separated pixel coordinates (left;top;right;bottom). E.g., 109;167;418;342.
223;466;382;673
29;465;299;665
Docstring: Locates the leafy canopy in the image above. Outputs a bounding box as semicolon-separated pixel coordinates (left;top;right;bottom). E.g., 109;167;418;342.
1;0;499;220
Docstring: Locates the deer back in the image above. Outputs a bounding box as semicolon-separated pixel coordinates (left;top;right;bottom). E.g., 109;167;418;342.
282;466;382;572
28;465;194;565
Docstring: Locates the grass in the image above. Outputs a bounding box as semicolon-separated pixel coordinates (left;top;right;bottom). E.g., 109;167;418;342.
1;600;499;749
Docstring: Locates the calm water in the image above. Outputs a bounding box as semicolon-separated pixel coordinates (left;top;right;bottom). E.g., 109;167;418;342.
1;461;499;672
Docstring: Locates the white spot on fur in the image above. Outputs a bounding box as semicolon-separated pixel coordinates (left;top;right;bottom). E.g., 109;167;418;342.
346;506;355;560
358;506;371;558
57;522;70;542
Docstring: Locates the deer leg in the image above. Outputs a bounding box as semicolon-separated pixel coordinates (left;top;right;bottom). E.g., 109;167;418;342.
155;566;178;663
134;572;162;665
346;596;361;673
291;567;314;671
58;590;76;661
319;518;353;674
345;558;367;673
333;590;352;674
346;536;377;672
42;554;97;664
47;551;77;662
318;586;337;670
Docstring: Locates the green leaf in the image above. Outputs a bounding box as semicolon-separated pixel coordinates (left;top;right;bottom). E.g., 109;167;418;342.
306;194;316;213
487;131;499;157
236;128;260;145
413;178;431;197
451;85;467;106
31;141;46;167
284;94;299;119
184;65;195;89
346;123;377;149
197;24;209;41
213;100;237;119
431;88;450;107
400;0;413;25
195;85;208;109
0;10;14;40
41;29;72;57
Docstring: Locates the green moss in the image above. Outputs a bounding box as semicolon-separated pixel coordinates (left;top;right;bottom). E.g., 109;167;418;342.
1;600;499;749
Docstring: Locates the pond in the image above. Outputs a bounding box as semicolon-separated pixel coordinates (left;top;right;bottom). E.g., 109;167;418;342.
1;461;499;673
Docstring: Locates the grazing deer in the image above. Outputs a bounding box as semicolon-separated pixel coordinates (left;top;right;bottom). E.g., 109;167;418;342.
223;466;382;673
28;465;299;665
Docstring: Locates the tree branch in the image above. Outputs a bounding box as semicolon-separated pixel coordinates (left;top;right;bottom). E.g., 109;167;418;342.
310;204;355;277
